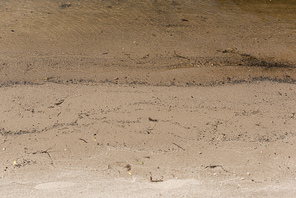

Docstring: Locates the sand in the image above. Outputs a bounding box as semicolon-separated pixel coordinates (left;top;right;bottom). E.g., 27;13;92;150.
1;0;296;197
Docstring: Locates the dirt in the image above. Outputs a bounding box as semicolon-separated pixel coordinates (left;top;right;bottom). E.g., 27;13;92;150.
0;0;296;197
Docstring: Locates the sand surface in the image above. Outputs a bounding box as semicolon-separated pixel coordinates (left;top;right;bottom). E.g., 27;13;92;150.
1;0;296;197
1;82;296;197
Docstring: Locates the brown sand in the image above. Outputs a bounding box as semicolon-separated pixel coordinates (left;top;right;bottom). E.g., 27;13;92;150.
0;0;296;197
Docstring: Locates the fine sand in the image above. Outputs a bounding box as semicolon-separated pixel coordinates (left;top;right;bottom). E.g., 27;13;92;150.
1;0;296;197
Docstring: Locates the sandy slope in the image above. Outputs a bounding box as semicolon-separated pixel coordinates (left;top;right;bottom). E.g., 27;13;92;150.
1;81;296;197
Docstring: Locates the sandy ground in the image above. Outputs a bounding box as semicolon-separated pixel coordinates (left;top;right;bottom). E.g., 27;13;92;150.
1;82;296;197
1;0;296;197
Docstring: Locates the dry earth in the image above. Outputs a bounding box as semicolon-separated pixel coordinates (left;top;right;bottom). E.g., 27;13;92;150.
0;0;296;197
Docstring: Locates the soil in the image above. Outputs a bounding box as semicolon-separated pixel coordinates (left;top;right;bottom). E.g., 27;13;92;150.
0;0;296;197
